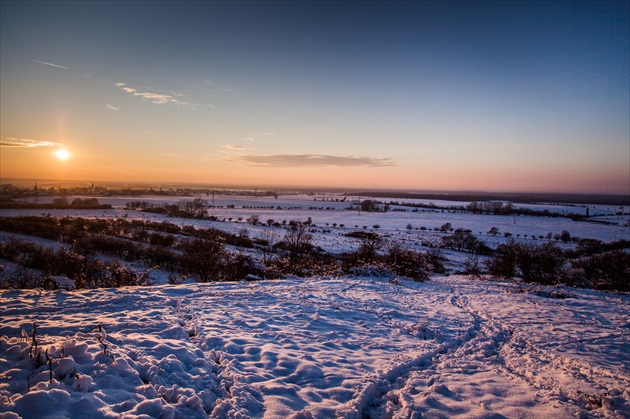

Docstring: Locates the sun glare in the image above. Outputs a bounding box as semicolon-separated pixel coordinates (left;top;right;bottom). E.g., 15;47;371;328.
55;149;70;160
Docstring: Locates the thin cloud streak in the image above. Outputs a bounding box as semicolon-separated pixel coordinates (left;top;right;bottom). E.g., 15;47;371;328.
106;104;120;111
32;59;68;69
116;82;188;106
0;137;63;148
233;154;394;168
224;145;253;150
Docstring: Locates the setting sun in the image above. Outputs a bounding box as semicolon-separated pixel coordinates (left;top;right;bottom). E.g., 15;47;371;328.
54;149;70;160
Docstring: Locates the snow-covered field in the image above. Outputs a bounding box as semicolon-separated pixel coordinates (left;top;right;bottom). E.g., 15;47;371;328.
19;194;627;217
1;276;629;418
1;193;629;418
5;193;630;249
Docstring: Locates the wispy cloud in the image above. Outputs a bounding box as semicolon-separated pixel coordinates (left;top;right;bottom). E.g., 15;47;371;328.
224;144;253;150
241;132;274;143
116;82;188;106
106;104;120;111
202;80;235;94
32;59;68;69
223;135;257;151
0;137;63;148
232;154;394;168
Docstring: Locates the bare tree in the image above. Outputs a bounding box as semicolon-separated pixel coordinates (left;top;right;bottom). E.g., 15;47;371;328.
282;222;313;262
358;232;382;261
442;229;479;252
178;198;208;219
258;228;280;265
440;222;452;232
179;230;226;281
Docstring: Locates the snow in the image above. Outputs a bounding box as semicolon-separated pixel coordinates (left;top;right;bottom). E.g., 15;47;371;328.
6;194;630;246
1;192;629;417
2;195;628;251
1;276;629;418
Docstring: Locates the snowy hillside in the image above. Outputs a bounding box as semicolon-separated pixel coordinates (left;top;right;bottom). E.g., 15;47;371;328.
2;276;629;418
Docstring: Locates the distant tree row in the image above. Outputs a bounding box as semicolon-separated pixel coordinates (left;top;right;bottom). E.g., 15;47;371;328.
347;200;390;213
125;197;208;219
466;201;514;214
390;199;591;220
0;197;111;210
0;183;280;199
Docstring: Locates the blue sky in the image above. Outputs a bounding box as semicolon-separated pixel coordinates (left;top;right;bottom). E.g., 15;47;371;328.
1;1;628;193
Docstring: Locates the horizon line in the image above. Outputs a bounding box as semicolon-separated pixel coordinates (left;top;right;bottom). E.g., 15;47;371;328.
1;176;628;199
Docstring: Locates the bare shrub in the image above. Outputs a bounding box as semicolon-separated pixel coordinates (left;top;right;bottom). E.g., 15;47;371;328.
142;246;179;271
517;242;565;285
485;239;519;278
7;267;42;289
149;232;175;247
1;239;55;272
426;248;446;274
86;235;144;260
269;252;340;278
357;232;382;261
100;261;145;288
463;255;484;279
442;229;477;251
282;222;313;263
570;250;630;291
178;231;227;282
258;228;281;265
51;247;88;288
385;244;431;281
223;252;261;281
486;240;565;285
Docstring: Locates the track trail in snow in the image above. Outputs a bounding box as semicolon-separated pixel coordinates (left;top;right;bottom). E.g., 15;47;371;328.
2;277;628;418
346;283;520;418
177;278;630;418
354;279;630;419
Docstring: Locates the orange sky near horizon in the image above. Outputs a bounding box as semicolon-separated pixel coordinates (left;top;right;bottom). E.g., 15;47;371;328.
2;143;628;194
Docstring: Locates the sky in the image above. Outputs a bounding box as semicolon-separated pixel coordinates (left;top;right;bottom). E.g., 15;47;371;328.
1;1;629;194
